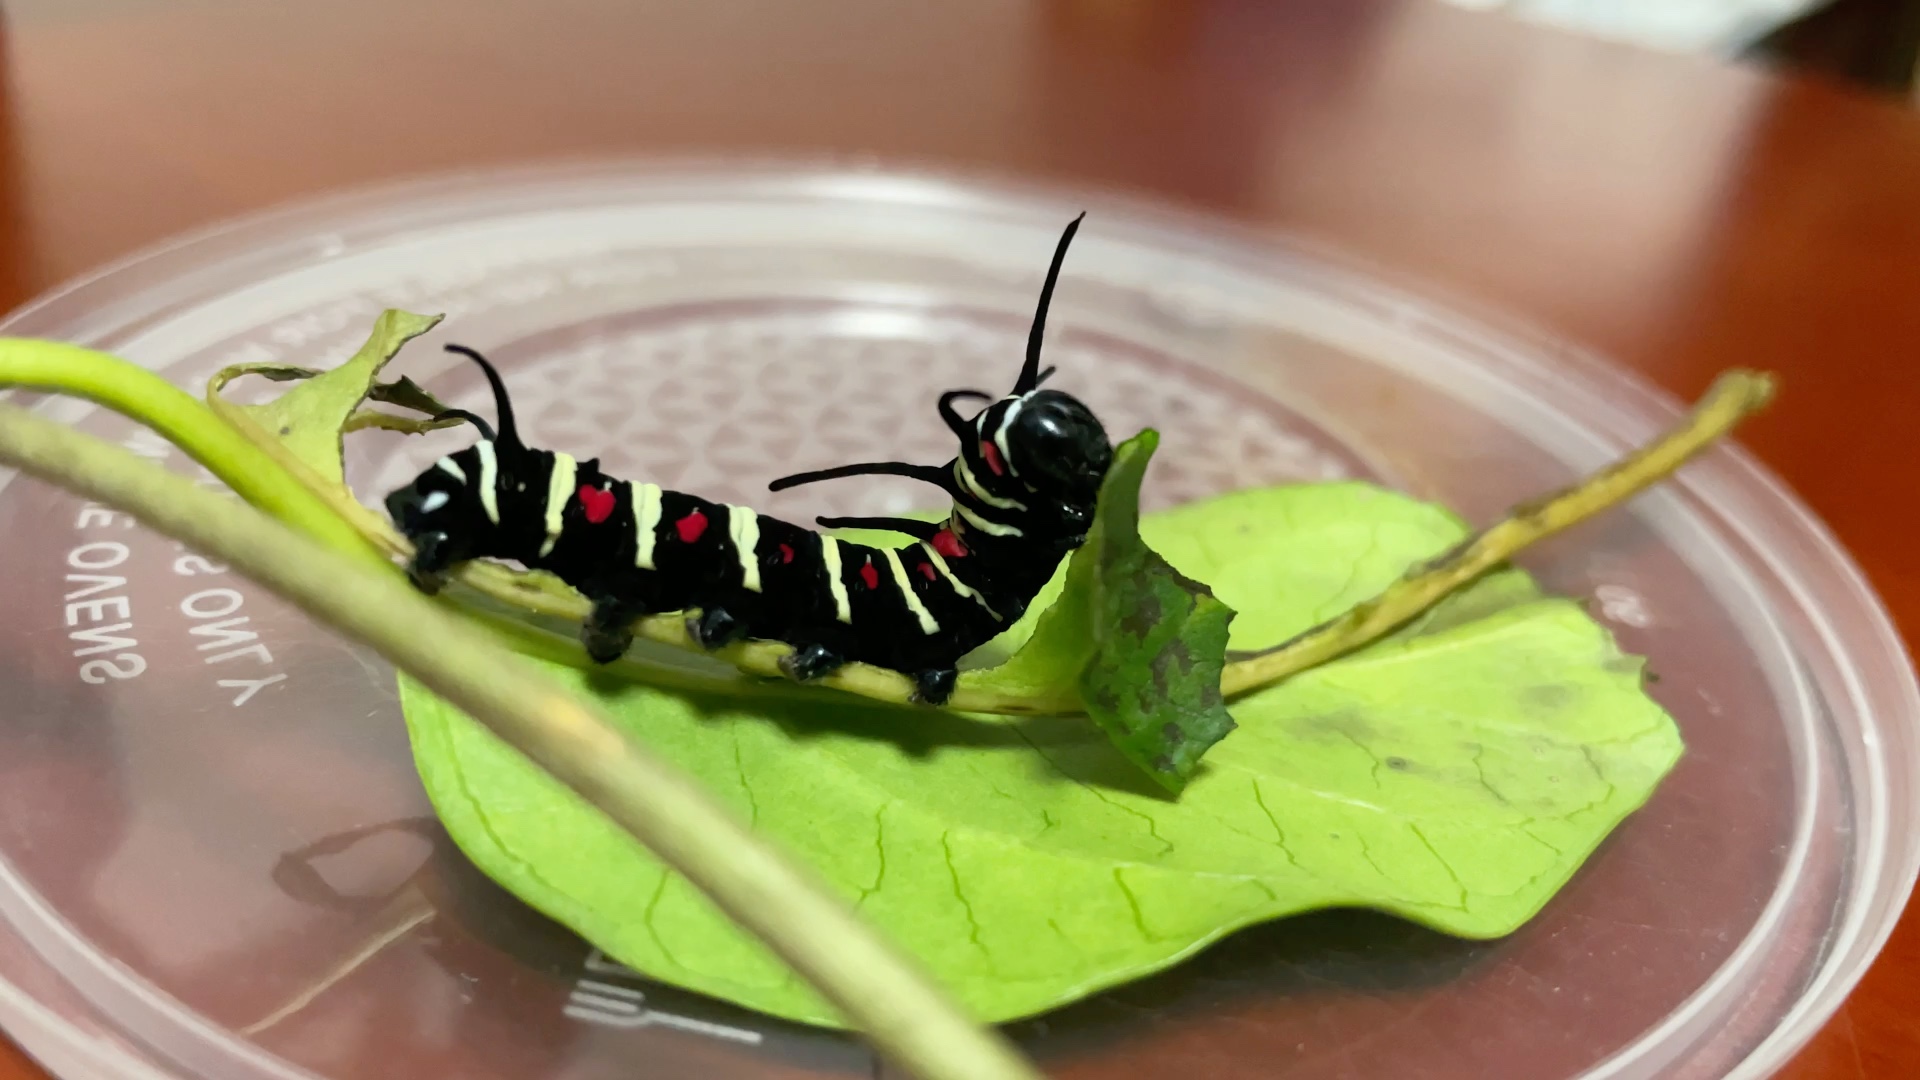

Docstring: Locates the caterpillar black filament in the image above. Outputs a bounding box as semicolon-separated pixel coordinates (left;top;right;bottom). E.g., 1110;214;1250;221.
383;215;1113;705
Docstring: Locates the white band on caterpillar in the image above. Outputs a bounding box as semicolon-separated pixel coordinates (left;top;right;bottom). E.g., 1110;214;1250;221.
632;482;664;569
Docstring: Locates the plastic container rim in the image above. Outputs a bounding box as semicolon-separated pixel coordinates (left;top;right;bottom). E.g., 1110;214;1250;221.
0;156;1907;1080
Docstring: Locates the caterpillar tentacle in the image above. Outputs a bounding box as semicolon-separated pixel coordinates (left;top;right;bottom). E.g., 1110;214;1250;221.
812;516;943;541
434;409;496;442
938;389;992;441
383;216;1116;693
767;460;953;493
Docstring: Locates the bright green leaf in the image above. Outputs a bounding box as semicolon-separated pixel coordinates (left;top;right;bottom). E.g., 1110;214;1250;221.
398;481;1681;1027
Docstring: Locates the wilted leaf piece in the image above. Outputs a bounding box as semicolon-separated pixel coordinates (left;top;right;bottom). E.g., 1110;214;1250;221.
1053;432;1237;788
210;309;442;483
399;481;1683;1027
960;432;1235;787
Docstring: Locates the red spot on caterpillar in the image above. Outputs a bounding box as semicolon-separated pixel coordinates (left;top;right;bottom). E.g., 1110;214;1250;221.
918;561;936;581
577;484;616;524
675;509;708;544
932;529;968;558
979;440;1007;476
779;543;795;564
859;559;880;590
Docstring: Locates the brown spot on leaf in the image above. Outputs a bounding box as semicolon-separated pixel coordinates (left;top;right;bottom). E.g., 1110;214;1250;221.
1524;683;1577;712
1161;723;1186;747
1148;647;1174;696
1135;686;1160;718
1163;561;1216;597
1119;590;1165;637
1385;756;1410;771
1152;754;1177;773
1292;711;1377;744
1088;685;1122;715
1166;638;1194;674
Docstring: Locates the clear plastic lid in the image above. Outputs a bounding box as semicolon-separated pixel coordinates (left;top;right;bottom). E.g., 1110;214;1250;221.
0;161;1912;1080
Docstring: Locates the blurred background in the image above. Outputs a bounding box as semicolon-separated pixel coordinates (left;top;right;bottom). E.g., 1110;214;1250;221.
1459;0;1920;94
7;0;1920;98
0;2;1919;1079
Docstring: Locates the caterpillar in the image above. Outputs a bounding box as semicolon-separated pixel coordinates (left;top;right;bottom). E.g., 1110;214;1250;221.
383;215;1113;705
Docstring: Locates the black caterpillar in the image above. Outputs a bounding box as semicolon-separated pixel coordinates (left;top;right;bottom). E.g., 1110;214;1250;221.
384;215;1113;705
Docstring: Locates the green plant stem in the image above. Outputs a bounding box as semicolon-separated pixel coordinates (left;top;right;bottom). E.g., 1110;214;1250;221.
0;403;1039;1080
1220;369;1777;696
0;341;380;562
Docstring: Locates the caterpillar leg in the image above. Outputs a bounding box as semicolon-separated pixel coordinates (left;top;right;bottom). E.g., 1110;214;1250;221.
687;606;748;651
582;595;645;664
912;667;958;706
779;642;846;684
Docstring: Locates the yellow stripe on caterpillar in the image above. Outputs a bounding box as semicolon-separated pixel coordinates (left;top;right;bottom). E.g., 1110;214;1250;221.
632;482;664;569
820;537;852;623
538;453;577;557
884;549;940;635
729;506;763;593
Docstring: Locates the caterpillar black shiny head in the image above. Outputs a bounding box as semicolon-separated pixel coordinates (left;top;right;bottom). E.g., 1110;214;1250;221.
958;214;1112;521
382;343;534;590
384;214;1113;706
778;213;1113;546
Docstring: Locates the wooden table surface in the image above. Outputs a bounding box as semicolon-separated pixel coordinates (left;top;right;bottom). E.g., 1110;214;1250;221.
0;0;1916;1076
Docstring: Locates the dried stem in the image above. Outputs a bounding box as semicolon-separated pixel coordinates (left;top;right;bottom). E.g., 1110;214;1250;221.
1220;370;1777;696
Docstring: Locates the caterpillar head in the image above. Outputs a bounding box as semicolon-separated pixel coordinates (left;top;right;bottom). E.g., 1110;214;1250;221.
385;463;467;539
940;213;1113;537
994;389;1112;502
942;386;1110;547
383;346;523;584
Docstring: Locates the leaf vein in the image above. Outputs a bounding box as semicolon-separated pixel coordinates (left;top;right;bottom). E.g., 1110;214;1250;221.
941;832;990;960
1010;725;1176;857
1112;868;1160;943
1408;824;1469;910
856;802;892;910
641;872;682;967
731;725;760;829
1249;778;1304;871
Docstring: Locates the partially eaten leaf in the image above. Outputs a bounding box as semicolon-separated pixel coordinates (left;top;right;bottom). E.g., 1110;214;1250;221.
973;431;1235;791
207;309;444;486
399;481;1682;1026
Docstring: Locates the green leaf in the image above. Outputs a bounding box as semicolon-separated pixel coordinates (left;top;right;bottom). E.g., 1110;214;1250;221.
398;481;1682;1027
220;309;442;483
976;431;1235;791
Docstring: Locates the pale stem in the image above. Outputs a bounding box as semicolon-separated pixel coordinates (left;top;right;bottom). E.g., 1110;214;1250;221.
0;403;1039;1080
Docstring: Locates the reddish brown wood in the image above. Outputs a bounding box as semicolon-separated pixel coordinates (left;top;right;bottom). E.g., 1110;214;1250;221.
0;1037;33;1080
0;0;1916;1076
